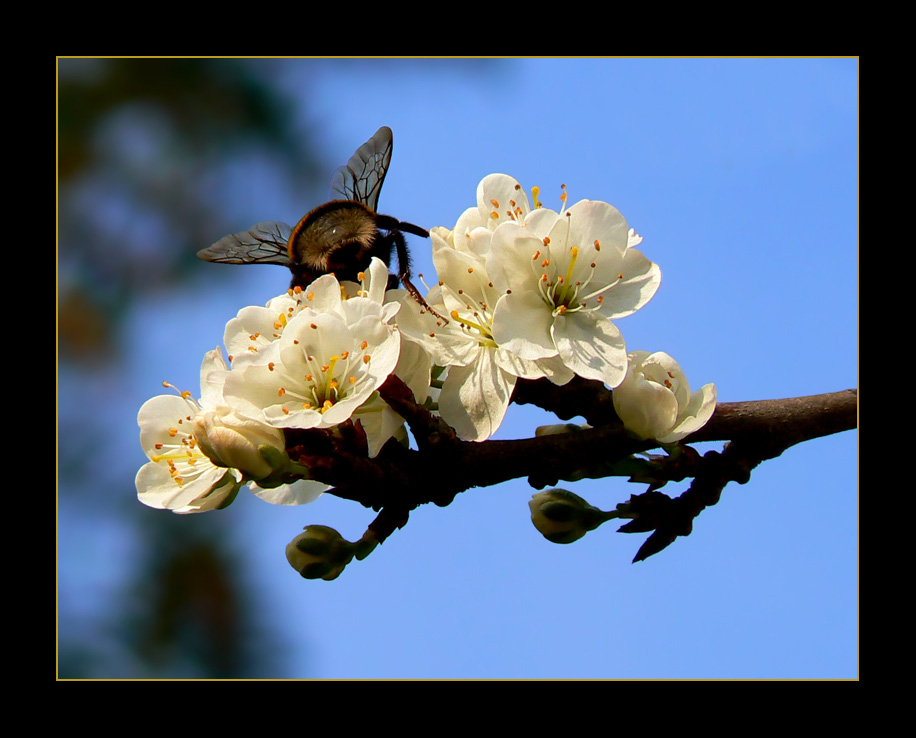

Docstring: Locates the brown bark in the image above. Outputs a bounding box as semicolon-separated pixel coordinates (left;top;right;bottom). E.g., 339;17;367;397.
287;378;857;552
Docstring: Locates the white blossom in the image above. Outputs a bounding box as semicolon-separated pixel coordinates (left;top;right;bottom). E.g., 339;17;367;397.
393;173;661;438
222;281;401;433
458;175;660;388
136;348;326;514
224;257;395;368
136;389;243;514
355;337;432;456
395;230;570;441
612;350;717;443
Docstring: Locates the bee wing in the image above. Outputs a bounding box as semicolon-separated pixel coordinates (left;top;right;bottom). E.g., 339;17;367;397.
197;222;293;265
329;126;393;212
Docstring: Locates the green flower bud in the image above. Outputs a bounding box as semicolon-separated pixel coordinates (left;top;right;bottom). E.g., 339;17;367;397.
528;489;616;544
535;423;591;437
285;525;356;581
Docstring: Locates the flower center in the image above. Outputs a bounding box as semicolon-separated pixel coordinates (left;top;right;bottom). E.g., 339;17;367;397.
532;222;621;318
276;346;369;415
151;382;209;487
445;282;498;348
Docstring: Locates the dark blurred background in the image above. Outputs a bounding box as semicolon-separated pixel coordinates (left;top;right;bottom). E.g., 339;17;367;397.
59;58;322;677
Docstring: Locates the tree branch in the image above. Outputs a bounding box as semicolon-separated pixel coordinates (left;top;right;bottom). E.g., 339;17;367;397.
290;381;856;508
285;379;856;560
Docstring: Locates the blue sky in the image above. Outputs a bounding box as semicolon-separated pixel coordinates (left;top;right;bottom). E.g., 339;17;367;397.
58;58;857;679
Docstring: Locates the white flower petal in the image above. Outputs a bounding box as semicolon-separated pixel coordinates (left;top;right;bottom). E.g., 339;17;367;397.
530;355;576;385
477;173;531;228
494;346;554;381
657;383;717;443
198;348;230;406
438;352;515;441
491;290;557;361
249;479;328;506
597;248;662;320
612;373;680;441
564;200;630;260
551;313;628;387
224;303;399;431
224;306;281;366
136;458;241;514
138;394;199;454
362;256;392;304
301;273;346;316
521;207;563;239
448;208;492;258
488;222;546;294
613;351;716;443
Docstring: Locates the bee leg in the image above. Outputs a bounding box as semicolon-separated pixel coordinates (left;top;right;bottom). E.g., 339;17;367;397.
391;230;449;325
402;274;450;325
396;221;430;239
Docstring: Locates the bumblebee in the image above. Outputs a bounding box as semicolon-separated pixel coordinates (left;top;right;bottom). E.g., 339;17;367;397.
198;126;441;319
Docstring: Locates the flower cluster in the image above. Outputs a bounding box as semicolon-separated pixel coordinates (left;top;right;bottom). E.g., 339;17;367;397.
393;173;667;440
136;348;327;513
136;172;716;519
135;261;411;513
